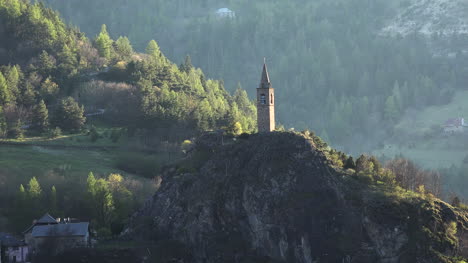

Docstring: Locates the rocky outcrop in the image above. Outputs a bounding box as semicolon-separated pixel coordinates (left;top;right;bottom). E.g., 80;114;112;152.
382;0;468;37
124;132;468;263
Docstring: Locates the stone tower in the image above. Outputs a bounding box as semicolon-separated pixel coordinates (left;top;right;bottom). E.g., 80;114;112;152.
257;61;275;132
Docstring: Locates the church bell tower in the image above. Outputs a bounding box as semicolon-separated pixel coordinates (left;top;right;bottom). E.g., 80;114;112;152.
257;60;275;132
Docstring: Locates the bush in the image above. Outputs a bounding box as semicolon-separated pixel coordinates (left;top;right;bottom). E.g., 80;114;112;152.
7;120;23;139
48;127;62;138
110;129;121;143
181;140;193;153
89;126;100;142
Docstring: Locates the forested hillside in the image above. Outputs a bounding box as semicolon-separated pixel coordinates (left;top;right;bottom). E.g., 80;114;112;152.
0;0;256;141
0;0;255;236
41;0;467;152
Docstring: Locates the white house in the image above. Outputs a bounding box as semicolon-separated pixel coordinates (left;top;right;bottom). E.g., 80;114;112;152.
443;117;466;133
0;233;29;263
215;8;235;18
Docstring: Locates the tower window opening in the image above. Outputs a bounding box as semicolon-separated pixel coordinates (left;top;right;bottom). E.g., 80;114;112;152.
271;94;273;104
260;94;266;105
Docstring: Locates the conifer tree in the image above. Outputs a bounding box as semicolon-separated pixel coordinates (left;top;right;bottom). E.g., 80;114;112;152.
32;100;49;133
5;65;20;102
49;186;57;214
146;40;161;58
18;184;26;201
115;36;133;60
52;97;86;131
87;172;97;196
40;77;59;103
179;55;193;73
0;106;6;137
384;95;398;121
28;177;42;199
0;72;10;105
95;24;113;59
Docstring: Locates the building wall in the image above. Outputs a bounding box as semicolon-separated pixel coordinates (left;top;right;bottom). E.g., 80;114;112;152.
6;246;28;263
444;126;464;133
257;87;275;132
32;235;88;255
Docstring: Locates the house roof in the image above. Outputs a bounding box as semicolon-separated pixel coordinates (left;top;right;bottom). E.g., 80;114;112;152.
37;213;58;224
444;118;464;127
0;232;24;247
32;222;89;238
216;8;233;13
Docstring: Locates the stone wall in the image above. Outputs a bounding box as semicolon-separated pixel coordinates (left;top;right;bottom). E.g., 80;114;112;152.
256;87;275;132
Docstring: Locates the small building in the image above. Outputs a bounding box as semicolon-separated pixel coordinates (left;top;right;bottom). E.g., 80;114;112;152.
0;233;29;263
215;8;235;18
443;117;466;133
23;213;90;256
30;222;90;254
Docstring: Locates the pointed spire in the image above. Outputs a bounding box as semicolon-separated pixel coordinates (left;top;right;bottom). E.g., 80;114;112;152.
259;59;271;89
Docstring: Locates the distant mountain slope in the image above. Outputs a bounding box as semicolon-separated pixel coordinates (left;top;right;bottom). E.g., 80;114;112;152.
382;0;468;36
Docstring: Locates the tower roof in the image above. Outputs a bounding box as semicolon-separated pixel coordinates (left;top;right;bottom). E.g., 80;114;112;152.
259;60;271;89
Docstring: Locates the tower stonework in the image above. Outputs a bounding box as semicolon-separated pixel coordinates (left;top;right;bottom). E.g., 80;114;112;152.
257;62;275;132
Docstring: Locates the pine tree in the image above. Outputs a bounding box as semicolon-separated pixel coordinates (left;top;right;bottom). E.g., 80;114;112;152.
52;97;86;131
87;172;97;196
18;184;27;201
40;77;59;103
115;36;133;60
32;100;49;133
28;177;42;199
0;106;6;137
5;65;20;102
179;55;193;73
49;186;57;214
0;72;11;105
146;40;161;58
384;95;398;121
95;24;113;59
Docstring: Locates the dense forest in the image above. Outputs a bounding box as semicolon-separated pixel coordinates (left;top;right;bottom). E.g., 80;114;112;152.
41;0;468;153
0;0;255;234
0;0;256;141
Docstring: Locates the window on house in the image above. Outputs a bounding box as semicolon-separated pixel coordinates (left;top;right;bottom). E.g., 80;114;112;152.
260;94;266;105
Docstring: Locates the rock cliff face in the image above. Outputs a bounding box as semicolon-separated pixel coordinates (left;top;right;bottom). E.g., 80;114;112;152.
124;132;468;263
382;0;468;37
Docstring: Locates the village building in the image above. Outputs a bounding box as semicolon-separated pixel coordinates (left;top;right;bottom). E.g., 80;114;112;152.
257;61;275;132
215;8;235;18
0;233;29;263
23;213;90;256
443;117;466;134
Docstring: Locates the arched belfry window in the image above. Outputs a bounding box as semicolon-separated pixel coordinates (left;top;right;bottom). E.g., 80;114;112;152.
271;94;273;104
260;94;266;105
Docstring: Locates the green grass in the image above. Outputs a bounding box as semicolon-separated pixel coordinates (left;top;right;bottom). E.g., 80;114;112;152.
0;145;123;179
395;90;468;137
373;143;468;169
372;90;468;169
0;127;127;148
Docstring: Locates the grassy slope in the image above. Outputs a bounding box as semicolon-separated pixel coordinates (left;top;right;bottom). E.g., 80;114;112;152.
0;129;179;195
373;90;468;169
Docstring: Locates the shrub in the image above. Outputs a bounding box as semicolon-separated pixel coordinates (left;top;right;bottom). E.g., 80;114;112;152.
7;120;23;139
181;140;193;153
89;126;100;142
110;129;121;143
48;127;62;138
